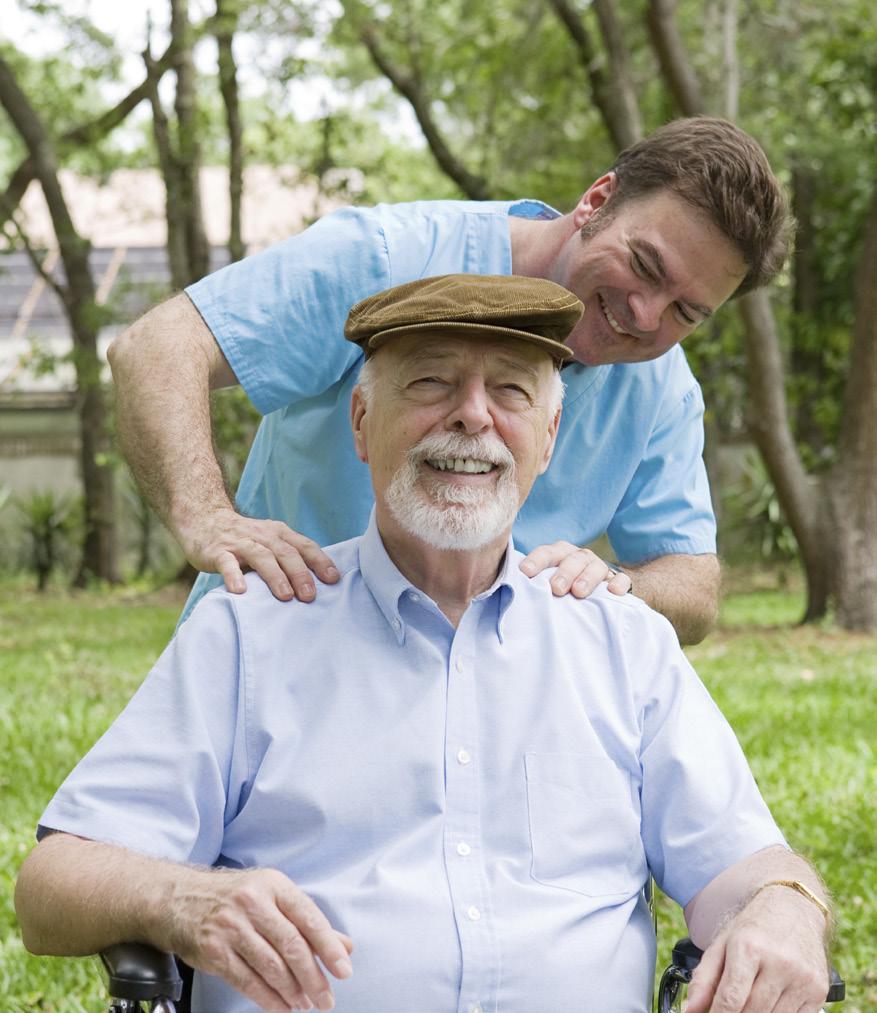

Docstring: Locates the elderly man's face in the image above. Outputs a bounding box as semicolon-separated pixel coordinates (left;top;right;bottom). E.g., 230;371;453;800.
351;335;561;550
551;186;747;366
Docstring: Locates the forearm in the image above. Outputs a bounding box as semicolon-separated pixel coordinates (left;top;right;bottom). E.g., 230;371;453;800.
683;845;831;950
109;293;236;542
17;832;356;1010
618;552;720;644
15;833;178;956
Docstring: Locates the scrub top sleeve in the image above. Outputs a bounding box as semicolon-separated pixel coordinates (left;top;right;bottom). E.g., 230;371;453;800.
186;206;392;415
633;610;786;908
607;382;717;563
37;591;246;867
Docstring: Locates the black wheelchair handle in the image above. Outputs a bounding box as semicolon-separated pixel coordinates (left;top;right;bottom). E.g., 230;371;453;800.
671;937;845;1003
101;942;184;1003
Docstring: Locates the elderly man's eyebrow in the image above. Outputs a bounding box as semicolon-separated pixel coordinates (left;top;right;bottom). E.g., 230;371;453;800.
401;346;543;380
493;353;541;381
402;347;459;368
632;239;713;319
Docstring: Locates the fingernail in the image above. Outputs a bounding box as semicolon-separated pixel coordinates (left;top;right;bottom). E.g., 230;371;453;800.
278;581;293;596
315;990;334;1011
231;581;246;594
332;955;353;978
519;560;536;574
325;566;339;580
300;583;315;598
553;578;568;592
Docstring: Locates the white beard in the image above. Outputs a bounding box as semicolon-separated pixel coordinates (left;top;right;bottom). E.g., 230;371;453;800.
385;432;519;551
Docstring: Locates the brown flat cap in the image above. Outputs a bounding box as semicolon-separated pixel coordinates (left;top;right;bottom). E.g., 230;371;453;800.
344;274;582;363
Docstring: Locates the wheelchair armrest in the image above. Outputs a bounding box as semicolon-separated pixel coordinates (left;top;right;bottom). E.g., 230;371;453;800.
669;937;846;1003
100;942;184;1003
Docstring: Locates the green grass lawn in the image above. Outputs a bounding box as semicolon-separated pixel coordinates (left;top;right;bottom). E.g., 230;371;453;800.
1;575;875;1011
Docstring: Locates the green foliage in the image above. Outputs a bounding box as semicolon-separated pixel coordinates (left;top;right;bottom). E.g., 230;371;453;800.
210;386;262;494
0;11;126;178
0;580;182;1008
722;451;798;567
13;490;78;591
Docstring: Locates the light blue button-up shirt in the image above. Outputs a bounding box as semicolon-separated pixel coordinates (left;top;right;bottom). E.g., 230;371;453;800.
39;515;783;1013
181;199;716;623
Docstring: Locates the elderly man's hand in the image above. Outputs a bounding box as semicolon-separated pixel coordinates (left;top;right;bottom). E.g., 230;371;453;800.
179;507;341;603
166;867;353;1012
519;541;632;597
682;887;829;1013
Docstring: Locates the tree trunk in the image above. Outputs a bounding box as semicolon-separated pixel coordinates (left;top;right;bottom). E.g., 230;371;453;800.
737;291;827;621
790;165;827;455
144;45;190;290
646;0;708;117
171;0;211;283
0;54;119;584
831;179;877;630
214;0;245;262
548;0;642;150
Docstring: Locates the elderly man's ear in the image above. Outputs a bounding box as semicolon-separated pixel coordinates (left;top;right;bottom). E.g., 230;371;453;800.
351;385;369;464
539;406;562;476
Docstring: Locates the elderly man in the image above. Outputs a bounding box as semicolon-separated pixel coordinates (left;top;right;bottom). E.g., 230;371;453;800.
18;277;829;1013
109;117;792;644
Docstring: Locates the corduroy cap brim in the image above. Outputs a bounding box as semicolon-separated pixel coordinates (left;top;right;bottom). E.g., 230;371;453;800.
344;274;582;364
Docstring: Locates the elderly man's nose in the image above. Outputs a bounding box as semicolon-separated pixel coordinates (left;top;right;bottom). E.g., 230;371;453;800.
448;379;492;432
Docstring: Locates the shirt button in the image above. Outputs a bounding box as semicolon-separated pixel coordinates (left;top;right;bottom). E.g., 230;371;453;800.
409;592;420;602
456;748;471;765
467;905;481;921
457;842;472;856
392;618;401;630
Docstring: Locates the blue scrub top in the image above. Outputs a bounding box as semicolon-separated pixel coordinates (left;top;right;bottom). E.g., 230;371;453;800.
181;200;715;621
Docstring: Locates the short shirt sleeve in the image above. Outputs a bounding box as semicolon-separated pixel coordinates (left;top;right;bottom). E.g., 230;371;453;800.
185;206;391;415
607;374;716;563
626;604;786;907
37;592;248;866
185;200;518;417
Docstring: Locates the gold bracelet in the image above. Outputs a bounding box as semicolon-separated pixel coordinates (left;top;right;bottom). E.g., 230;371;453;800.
750;879;831;924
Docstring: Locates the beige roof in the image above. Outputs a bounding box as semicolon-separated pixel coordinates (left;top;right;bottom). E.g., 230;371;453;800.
16;164;363;249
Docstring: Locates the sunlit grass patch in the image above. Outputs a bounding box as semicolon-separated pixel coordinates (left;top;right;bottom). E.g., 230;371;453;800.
1;578;874;1009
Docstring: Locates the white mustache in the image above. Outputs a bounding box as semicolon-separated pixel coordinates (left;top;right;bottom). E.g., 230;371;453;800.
408;432;514;469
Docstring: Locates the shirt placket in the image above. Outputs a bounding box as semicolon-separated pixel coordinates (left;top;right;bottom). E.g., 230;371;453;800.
444;599;500;1013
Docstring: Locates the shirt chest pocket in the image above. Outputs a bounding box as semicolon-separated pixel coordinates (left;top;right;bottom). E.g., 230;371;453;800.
525;751;645;897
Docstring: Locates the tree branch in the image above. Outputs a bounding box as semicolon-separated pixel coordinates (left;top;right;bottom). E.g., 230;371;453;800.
0;42;177;234
347;8;492;201
6;214;67;303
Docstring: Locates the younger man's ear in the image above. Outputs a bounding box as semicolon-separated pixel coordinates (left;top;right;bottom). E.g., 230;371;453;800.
571;172;617;229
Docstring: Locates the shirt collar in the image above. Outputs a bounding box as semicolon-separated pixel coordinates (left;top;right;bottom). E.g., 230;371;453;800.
507;199;561;221
357;510;517;644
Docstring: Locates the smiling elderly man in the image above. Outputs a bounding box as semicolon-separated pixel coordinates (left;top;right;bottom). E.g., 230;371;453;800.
17;276;830;1013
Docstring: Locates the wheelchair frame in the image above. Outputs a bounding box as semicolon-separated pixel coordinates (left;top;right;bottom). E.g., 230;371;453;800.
101;935;845;1012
